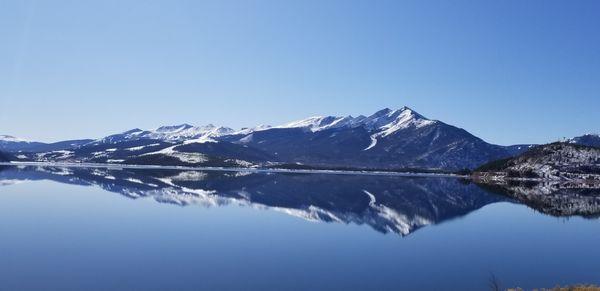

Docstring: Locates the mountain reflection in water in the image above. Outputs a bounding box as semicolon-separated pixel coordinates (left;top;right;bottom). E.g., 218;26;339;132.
1;165;598;236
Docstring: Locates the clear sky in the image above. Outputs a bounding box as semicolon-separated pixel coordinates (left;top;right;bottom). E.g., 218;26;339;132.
1;0;598;145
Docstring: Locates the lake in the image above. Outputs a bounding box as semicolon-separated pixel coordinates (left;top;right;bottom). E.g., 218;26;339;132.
0;165;599;290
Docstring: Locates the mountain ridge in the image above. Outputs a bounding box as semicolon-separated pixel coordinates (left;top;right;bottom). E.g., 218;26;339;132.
0;135;93;153
568;134;600;148
4;107;595;170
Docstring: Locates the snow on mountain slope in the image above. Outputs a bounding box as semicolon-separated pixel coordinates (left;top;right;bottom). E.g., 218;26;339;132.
229;125;273;136
476;143;600;180
119;138;273;167
6;106;540;170
276;116;357;132
361;107;434;131
272;107;434;137
145;124;233;142
373;108;436;136
274;108;437;151
362;107;436;150
92;124;234;144
222;107;510;169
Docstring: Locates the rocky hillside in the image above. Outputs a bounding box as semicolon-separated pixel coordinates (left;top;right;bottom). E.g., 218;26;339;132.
474;143;600;181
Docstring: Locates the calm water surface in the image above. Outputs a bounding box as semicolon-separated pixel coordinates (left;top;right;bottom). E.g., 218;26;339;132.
0;165;598;291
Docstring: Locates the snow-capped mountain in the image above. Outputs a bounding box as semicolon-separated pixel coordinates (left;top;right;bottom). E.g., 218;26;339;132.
3;107;550;169
240;107;434;138
220;107;524;169
90;124;234;145
15;124;250;166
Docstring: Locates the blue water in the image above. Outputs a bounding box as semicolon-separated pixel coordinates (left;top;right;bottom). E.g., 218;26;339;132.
0;166;598;290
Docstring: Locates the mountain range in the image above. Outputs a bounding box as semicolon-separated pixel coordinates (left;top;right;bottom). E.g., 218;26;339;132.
1;107;597;170
0;135;92;152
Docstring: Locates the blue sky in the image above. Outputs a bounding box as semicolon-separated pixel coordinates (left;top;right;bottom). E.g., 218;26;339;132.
1;0;598;145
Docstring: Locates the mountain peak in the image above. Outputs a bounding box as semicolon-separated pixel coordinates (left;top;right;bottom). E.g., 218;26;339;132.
155;124;194;132
362;107;427;130
370;106;420;118
278;115;351;132
271;107;431;134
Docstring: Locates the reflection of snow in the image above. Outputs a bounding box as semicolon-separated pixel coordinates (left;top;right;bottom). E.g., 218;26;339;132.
0;165;504;237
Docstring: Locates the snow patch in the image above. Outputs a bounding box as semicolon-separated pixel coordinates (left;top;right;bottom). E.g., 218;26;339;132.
364;136;378;151
126;143;160;151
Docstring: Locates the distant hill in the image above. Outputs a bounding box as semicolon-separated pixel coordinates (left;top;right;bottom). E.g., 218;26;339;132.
569;134;600;148
0;135;92;153
474;143;600;181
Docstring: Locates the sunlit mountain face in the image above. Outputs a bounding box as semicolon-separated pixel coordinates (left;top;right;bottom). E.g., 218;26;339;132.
2;107;536;170
0;165;506;236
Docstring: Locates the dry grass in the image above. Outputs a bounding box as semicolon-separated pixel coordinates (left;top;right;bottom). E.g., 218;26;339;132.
508;285;600;291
